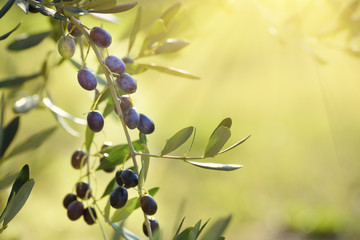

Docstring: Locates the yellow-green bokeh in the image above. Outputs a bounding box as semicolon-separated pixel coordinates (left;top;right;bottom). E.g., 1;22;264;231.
1;0;360;239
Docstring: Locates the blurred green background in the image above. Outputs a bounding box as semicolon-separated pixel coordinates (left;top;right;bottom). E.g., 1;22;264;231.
1;0;360;239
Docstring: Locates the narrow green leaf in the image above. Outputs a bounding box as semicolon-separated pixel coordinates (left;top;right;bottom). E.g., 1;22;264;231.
217;135;251;155
62;6;87;16
0;0;15;19
204;126;231;157
186;161;242;171
3;179;34;227
88;2;137;14
197;218;211;238
103;97;114;118
101;177;116;199
161;126;193;155
0;116;19;159
83;0;116;10
125;63;148;75
85;126;94;152
43;97;86;125
104;199;111;222
120;226;144;240
0;173;18;190
209;118;232;139
160;2;181;26
138;63;200;79
189;220;201;240
7;31;51;51
140;145;150;182
139;19;167;56
13;95;40;114
0;72;41;88
173;217;186;239
128;6;141;54
155;39;189;55
4;127;57;160
111;197;138;222
0;23;21;41
199;216;231;240
15;0;29;13
174;227;193;240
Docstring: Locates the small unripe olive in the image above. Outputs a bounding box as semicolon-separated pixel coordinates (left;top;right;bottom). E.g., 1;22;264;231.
90;27;112;48
87;110;104;132
58;35;75;59
67;201;84;221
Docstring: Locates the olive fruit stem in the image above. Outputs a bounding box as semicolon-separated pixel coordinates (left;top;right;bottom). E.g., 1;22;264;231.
68;16;151;239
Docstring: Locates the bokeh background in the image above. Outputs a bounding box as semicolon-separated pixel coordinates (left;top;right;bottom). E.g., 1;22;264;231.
1;0;360;239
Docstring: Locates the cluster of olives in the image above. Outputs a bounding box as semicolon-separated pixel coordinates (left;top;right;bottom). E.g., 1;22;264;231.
63;182;96;225
109;168;159;236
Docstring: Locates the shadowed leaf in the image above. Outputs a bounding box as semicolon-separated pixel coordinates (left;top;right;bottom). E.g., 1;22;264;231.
88;2;137;13
139;19;167;56
0;23;21;41
128;6;141;54
186;161;242;171
7;31;51;51
161;126;193;155
85;126;94;152
125;63;148;75
189;220;201;240
199;216;231;240
204;126;231;157
83;0;116;10
0;72;41;88
0;0;15;19
4;127;57;160
174;227;193;240
0;116;19;159
89;13;119;23
138;63;199;79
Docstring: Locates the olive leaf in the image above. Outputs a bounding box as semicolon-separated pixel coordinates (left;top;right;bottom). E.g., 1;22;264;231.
199;215;231;240
125;63;148;75
186;161;242;171
13;95;40;114
0;23;21;41
7;31;51;51
101;178;116;199
217;134;251;155
37;5;67;20
82;0;116;10
0;173;18;190
161;126;194;155
128;6;141;55
160;2;181;26
0;0;15;19
0;72;41;88
0;116;19;159
139;19;167;57
154;39;189;55
137;63;200;79
174;227;193;240
209;118;232;139
204;126;231;157
88;2;137;14
62;6;88;16
188;220;202;240
173;217;186;239
3;126;57;160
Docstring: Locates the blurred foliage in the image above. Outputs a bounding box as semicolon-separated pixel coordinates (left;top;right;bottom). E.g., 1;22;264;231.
1;0;360;239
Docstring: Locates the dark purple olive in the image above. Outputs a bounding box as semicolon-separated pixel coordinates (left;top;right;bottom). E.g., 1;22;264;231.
117;169;138;189
90;27;112;48
63;193;77;209
110;186;128;209
71;149;87;169
67;201;84;221
76;182;91;199
87;110;104;132
137;113;155;134
140;195;158;215
124;107;140;129
116;73;137;94
83;207;97;225
105;55;126;74
142;217;159;237
77;69;97;91
115;170;124;186
67;22;83;37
